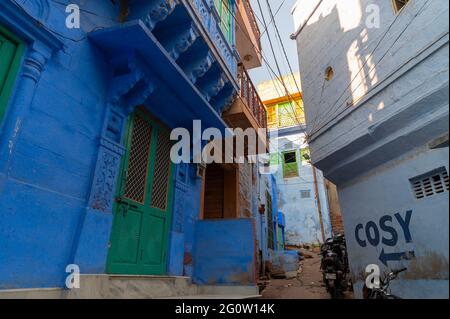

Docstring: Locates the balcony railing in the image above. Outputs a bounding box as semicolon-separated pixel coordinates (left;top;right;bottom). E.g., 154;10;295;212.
242;0;261;41
238;64;267;129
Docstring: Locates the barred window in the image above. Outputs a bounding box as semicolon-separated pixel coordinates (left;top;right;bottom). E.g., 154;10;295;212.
277;101;305;128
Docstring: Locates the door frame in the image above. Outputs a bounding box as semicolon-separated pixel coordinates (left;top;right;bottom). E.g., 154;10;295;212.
0;24;25;124
201;162;240;219
106;107;175;275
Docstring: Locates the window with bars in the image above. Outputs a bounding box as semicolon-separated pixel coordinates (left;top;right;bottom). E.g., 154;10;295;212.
279;101;305;128
214;0;233;44
392;0;410;14
150;130;172;210
266;100;305;129
123;114;153;204
410;167;449;199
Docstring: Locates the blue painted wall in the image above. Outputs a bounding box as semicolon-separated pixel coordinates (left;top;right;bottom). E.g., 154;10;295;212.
193;219;256;285
0;2;108;289
167;163;203;278
0;0;238;289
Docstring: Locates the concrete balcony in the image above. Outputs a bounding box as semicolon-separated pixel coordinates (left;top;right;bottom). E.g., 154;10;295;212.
89;0;244;133
235;0;262;69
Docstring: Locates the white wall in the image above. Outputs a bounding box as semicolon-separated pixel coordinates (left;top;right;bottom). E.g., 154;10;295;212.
292;0;449;298
270;130;332;246
292;0;449;166
340;145;449;298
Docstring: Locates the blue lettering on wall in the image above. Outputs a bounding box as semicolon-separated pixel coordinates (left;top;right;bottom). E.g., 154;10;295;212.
353;210;415;266
379;215;398;247
379;249;416;266
355;223;367;247
365;221;380;246
354;210;413;248
395;210;413;243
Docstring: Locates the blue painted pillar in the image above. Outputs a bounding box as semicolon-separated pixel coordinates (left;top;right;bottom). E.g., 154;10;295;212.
0;49;47;184
70;105;127;273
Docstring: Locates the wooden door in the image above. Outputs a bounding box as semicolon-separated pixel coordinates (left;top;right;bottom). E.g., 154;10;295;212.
106;109;175;275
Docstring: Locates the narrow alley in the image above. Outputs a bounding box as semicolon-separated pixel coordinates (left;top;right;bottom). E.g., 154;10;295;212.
260;247;354;300
261;249;330;299
0;0;448;305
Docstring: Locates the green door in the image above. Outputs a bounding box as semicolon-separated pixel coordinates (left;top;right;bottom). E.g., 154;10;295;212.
106;109;175;275
0;25;24;123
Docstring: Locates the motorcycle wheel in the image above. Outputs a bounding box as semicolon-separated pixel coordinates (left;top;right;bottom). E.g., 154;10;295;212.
327;280;339;299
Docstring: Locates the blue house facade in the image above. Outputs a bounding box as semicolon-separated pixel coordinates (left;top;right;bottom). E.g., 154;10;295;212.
0;0;267;295
254;171;298;277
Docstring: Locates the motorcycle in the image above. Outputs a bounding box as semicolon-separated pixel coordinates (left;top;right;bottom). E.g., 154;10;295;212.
320;233;351;299
363;268;407;299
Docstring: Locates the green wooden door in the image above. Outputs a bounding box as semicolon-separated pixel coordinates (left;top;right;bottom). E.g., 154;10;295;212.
0;25;24;123
106;109;175;275
277;226;284;250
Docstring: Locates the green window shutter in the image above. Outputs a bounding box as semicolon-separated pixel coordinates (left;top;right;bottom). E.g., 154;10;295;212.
0;25;24;123
282;151;299;179
269;153;279;166
215;0;233;44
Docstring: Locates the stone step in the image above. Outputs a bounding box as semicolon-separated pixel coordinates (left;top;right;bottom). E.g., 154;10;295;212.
66;274;197;299
0;288;63;299
0;276;260;299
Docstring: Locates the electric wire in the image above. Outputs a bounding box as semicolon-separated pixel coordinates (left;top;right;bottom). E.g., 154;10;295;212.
221;0;306;127
307;0;432;137
254;0;304;128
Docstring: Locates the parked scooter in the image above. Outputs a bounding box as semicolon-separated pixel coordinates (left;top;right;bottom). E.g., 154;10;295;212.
320;233;351;299
363;268;407;299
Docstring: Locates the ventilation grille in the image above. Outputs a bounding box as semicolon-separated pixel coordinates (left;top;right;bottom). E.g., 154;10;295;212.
410;167;449;199
124;114;152;204
150;130;172;210
301;190;311;199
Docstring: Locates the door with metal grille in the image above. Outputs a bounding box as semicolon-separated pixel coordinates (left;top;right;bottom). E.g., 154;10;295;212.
106;109;175;275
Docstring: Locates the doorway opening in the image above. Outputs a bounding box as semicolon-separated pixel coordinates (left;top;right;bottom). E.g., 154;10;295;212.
202;163;239;219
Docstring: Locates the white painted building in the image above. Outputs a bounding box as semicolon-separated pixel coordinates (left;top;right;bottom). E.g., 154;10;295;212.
292;0;449;298
258;74;332;247
270;127;332;246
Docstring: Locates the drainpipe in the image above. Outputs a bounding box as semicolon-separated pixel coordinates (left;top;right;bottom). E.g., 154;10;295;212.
312;166;326;243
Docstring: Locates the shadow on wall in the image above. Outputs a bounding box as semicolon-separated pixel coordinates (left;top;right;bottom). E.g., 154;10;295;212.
298;1;380;142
